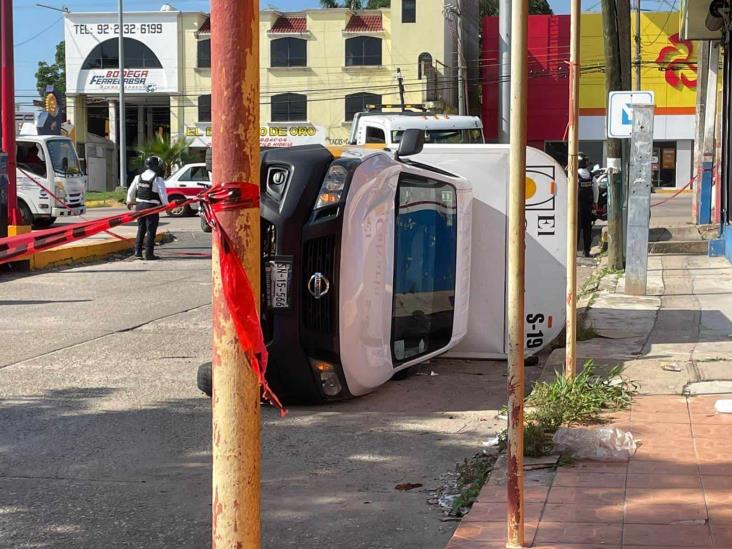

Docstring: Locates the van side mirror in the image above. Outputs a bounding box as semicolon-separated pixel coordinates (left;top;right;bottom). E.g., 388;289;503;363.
395;129;424;160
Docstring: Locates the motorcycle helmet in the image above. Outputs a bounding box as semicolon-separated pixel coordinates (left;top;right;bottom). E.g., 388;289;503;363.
578;152;589;169
144;155;163;175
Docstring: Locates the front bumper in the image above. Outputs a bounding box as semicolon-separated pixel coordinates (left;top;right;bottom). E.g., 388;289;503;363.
259;146;352;404
52;205;86;217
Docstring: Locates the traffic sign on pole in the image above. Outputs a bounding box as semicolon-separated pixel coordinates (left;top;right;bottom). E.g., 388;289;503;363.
607;90;655;138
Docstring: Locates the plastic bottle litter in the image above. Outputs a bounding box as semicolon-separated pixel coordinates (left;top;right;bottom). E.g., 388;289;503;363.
553;427;637;461
715;400;732;414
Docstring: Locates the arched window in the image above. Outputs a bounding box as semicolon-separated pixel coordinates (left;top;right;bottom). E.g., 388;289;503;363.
271;38;307;68
418;52;433;80
345;92;381;121
271;93;307;122
82;38;162;70
198;94;211;122
345;37;382;67
197;39;211;68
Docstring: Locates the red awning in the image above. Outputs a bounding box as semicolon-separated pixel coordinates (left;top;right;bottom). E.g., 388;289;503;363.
270;16;307;34
198;17;210;35
344;14;383;33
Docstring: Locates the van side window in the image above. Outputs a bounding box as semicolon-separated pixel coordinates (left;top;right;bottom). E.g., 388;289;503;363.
17;142;47;178
365;126;386;144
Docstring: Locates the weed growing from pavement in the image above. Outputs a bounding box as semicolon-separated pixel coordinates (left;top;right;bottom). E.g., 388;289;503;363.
449;453;496;515
498;360;638;456
578;266;623;301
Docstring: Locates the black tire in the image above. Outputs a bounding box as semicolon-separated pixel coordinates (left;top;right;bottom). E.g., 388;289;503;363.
197;362;212;397
392;366;416;380
33;216;56;229
167;196;191;217
200;214;212;233
18;201;33;226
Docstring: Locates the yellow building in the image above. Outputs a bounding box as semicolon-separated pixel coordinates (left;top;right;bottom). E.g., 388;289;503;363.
180;1;479;149
64;3;478;186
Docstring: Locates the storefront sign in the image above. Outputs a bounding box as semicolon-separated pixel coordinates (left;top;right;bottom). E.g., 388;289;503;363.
184;124;326;148
65;12;179;95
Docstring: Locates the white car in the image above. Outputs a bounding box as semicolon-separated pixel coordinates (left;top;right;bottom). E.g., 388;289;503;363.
164;163;210;217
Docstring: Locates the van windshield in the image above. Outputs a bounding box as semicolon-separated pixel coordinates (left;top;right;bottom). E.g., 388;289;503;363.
47;139;82;176
391;175;457;363
392;128;484;144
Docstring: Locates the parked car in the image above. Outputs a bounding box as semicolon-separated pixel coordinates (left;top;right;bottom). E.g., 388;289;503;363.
165;163;210;217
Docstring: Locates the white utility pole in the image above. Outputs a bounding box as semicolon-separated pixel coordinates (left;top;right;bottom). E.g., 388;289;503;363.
498;0;511;142
456;0;466;115
118;0;127;188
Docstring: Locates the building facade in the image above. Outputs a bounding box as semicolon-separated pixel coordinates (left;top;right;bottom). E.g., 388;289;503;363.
482;12;699;188
65;2;479;188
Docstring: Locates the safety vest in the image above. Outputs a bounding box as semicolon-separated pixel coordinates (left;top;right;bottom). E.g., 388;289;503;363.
137;172;161;204
578;168;593;189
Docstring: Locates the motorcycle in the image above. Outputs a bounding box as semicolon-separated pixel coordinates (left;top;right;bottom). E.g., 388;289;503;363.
591;164;608;222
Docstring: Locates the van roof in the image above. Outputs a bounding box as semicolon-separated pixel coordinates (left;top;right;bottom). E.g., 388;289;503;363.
361;115;483;132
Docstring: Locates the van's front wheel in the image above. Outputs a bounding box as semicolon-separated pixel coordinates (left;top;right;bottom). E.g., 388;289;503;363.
33;217;56;228
18;201;33;227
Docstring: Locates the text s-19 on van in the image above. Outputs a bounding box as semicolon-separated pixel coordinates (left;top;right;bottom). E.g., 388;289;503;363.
16;135;86;227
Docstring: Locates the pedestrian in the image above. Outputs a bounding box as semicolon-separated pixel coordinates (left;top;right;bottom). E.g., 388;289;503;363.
126;156;169;260
577;152;594;258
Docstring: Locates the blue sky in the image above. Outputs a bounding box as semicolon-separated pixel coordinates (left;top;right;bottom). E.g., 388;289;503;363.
13;0;672;103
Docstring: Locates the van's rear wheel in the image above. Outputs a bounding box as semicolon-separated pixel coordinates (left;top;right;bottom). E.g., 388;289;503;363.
200;215;212;233
197;362;212;397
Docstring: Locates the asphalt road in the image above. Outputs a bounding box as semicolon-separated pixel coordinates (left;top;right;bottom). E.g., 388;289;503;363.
0;213;518;549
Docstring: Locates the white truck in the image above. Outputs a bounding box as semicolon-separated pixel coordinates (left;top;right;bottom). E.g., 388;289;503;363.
15;134;86;227
349;111;484;147
198;132;568;403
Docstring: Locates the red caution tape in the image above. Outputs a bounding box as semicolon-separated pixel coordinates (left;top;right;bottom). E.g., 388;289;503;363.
18;167;130;242
0;181;285;413
202;182;285;414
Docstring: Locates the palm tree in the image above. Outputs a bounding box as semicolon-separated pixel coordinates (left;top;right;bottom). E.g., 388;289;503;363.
133;135;191;178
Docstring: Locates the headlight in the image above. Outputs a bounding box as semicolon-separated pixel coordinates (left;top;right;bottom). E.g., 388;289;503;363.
54;181;66;198
309;359;343;397
314;165;348;210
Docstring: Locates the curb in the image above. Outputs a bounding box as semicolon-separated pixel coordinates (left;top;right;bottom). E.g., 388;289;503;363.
86;199;125;208
25;231;172;271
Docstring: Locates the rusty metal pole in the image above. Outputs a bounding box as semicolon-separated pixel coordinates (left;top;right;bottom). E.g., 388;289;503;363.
565;0;581;379
210;1;261;548
505;0;528;544
1;0;20;228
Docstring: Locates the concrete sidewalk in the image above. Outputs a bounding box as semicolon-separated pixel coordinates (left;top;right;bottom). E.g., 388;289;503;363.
447;254;732;548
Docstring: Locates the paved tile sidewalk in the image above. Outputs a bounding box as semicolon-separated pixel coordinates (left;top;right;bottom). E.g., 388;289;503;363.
446;394;732;548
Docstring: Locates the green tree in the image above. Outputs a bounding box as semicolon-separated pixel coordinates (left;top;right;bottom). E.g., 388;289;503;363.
35;41;65;97
366;0;391;6
133;135;191;178
479;0;552;16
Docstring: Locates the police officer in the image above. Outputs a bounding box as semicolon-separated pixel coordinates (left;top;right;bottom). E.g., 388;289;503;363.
126;156;169;260
577;152;594;258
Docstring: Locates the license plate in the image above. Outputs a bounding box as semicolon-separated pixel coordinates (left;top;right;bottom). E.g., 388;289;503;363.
265;258;293;309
